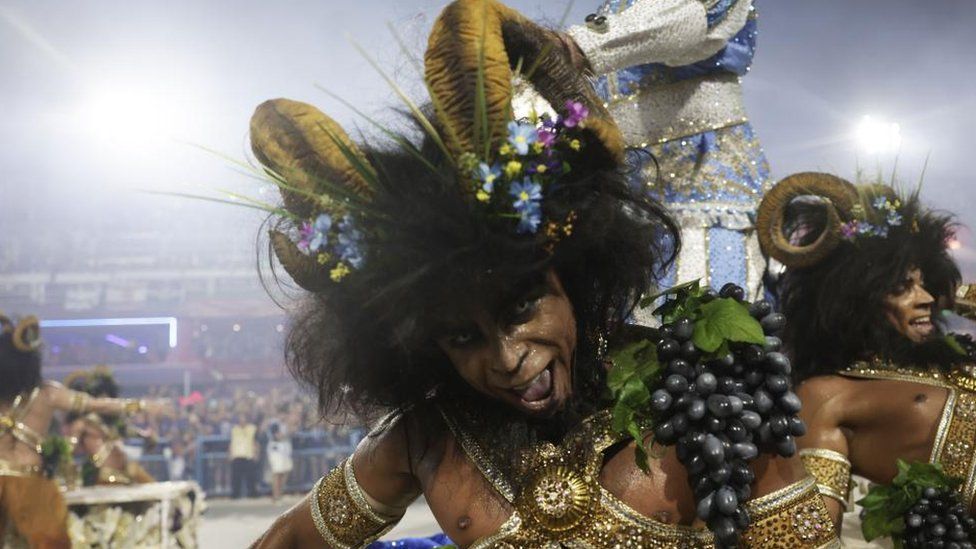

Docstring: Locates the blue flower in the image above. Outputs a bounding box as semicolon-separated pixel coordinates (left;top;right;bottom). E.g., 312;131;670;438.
336;216;365;269
516;202;543;234
298;213;332;253
872;196;889;210
887;210;903;226
507;121;538;156
477;162;501;193
509;179;542;211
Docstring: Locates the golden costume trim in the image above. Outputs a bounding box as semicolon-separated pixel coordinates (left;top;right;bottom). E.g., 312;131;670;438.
0;457;41;478
741;476;840;549
309;458;401;549
448;405;838;548
841;360;976;508
799;448;852;509
69;391;90;414
0;387;44;455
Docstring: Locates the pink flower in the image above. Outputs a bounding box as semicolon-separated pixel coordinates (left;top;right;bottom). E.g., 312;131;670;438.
563;101;589;128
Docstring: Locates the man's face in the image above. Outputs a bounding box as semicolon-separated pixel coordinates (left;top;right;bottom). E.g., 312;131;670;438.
883;267;936;343
435;269;577;418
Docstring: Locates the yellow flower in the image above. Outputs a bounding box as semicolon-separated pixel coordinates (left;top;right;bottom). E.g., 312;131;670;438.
504;161;522;178
535;164;547;174
330;263;351;282
498;143;513;156
476;190;490;202
531;142;544;154
569;139;581;151
316;253;331;265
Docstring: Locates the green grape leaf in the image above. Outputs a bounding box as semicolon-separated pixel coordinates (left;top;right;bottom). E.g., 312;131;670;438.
692;298;765;352
858;460;962;543
607;339;661;472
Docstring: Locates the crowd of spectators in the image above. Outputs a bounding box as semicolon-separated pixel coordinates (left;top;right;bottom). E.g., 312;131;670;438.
120;383;360;498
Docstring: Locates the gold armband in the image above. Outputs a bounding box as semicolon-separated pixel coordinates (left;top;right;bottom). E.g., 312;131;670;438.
70;392;90;414
309;458;403;548
800;448;852;509
122;399;146;416
741;476;839;548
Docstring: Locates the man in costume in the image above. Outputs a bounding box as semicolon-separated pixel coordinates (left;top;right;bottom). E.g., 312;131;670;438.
0;314;170;547
564;0;770;303
756;173;976;537
64;367;157;486
247;1;835;547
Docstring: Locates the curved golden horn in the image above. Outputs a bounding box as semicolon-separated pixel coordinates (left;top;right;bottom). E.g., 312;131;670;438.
250;98;373;220
425;0;624;164
756;172;858;268
12;315;41;353
269;230;331;292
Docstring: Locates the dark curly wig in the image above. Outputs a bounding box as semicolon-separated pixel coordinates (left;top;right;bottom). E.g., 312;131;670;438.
0;328;42;401
778;187;961;381
283;132;679;424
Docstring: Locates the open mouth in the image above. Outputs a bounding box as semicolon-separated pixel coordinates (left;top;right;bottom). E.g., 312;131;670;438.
508;362;556;412
908;315;934;335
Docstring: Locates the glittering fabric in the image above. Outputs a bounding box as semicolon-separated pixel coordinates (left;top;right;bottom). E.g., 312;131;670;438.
578;0;770;299
800;448;853;509
840;360;976;509
439;402;839;548
367;534;454;548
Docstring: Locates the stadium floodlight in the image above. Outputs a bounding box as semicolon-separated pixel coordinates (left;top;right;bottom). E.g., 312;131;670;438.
40;317;179;348
855;115;901;154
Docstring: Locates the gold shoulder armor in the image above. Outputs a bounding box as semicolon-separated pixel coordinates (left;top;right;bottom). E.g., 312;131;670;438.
309;458;403;549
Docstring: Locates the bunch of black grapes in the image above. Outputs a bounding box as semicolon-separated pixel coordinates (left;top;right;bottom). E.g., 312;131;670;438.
649;283;806;547
902;486;976;548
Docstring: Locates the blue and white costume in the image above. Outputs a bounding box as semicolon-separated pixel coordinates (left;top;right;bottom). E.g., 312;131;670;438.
569;0;770;302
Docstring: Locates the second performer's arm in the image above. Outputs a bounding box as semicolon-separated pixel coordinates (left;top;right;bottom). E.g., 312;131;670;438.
795;380;853;530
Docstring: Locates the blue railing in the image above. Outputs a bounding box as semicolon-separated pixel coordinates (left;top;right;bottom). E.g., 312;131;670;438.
125;429;363;496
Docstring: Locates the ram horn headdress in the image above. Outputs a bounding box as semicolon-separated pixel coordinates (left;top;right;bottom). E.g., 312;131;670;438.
755;172;859;268
250;0;625;291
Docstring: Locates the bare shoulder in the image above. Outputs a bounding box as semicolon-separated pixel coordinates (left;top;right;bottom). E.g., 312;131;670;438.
351;409;434;510
795;374;857;421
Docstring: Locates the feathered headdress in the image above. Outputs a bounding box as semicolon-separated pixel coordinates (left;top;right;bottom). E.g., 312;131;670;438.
250;0;626;292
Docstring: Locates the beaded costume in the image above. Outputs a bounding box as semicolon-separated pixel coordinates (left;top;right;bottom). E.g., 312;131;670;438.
309;403;838;548
569;0;770;301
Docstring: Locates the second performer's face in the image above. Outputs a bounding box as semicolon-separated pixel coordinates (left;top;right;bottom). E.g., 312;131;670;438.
883;267;937;343
435;269;577;418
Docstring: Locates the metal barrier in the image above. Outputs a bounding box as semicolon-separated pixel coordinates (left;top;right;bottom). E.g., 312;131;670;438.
132;429;363;497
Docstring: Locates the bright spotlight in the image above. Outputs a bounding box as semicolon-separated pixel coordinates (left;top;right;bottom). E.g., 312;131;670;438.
855;116;901;154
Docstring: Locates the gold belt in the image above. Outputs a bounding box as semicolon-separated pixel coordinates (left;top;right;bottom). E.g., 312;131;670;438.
0;457;42;478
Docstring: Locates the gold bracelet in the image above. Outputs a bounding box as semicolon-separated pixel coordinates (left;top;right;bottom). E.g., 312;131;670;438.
741;476;840;548
123;399;146;416
800;448;852;510
70;392;91;414
309;458;401;548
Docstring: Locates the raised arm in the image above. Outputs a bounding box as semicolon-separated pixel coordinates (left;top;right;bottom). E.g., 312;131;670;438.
42;380;173;418
251;414;422;549
566;0;753;75
795;377;852;530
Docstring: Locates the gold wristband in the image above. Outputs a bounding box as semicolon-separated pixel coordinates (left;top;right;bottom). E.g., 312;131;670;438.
742;476;840;548
70;392;91;414
309;458;401;549
123;399;146;416
800;448;852;509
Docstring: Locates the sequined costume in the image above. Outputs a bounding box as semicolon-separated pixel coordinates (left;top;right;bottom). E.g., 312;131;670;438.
74;412;155;486
0;388;71;548
569;0;770;300
309;401;839;548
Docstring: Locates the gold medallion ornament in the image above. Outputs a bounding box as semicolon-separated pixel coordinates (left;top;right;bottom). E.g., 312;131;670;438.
515;445;596;536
